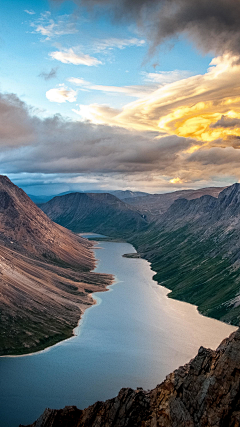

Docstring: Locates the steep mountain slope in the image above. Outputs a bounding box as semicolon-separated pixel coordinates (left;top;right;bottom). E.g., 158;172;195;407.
125;187;226;215
40;192;148;236
131;184;240;325
0;176;113;355
23;328;240;427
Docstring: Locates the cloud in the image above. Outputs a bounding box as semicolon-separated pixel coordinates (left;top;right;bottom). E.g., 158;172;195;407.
46;85;77;103
68;77;158;98
39;67;58;81
24;10;35;15
75;55;240;142
1;88;240;191
0;93;35;146
210;115;240;129
143;70;191;85
93;37;145;51
50;48;102;66
53;0;240;56
30;11;78;40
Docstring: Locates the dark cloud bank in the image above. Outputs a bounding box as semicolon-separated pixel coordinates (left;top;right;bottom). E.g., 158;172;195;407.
0;92;193;175
1;91;240;188
53;0;240;56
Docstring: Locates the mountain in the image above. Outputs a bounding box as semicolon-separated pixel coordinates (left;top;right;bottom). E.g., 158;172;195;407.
27;194;57;204
0;176;112;355
125;187;226;215
28;191;83;205
109;190;149;200
131;183;240;325
39;192;148;236
23;328;240;427
28;189;149;205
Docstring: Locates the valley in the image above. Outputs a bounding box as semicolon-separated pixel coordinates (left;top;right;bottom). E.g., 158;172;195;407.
40;183;240;326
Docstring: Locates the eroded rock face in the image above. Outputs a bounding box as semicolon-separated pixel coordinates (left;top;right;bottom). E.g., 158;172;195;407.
23;329;240;427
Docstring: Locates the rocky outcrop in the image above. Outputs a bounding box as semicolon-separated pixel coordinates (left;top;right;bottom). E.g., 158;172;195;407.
0;175;113;355
22;328;240;427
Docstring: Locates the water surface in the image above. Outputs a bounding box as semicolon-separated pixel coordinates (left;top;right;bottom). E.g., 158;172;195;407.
0;240;236;427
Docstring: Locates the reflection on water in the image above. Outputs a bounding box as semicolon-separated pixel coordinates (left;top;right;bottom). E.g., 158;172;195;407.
0;241;236;427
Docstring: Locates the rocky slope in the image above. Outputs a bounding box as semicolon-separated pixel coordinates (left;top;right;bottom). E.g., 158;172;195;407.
39;192;148;236
23;328;240;427
131;183;240;325
0;175;113;355
125;186;225;216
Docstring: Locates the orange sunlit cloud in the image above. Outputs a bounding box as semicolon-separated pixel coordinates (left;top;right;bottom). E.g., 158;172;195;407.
76;55;240;146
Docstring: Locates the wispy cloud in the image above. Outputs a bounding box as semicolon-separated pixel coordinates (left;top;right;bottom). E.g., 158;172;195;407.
30;11;78;40
24;9;35;15
46;85;77;103
93;37;145;52
39;67;58;81
68;77;157;98
143;70;191;85
50;48;102;66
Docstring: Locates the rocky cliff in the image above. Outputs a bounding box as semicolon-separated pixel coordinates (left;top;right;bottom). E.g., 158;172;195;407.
23;328;240;427
0;175;113;355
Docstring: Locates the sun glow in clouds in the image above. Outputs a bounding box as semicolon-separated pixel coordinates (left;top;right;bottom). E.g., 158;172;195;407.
76;55;240;146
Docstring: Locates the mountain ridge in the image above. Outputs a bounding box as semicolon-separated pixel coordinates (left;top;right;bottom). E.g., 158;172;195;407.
0;175;113;355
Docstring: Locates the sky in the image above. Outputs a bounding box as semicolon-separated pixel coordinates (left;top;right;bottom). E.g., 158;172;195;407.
0;0;240;195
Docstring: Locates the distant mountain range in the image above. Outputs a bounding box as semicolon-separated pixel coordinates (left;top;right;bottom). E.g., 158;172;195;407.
124;187;226;215
28;189;149;205
0;176;112;355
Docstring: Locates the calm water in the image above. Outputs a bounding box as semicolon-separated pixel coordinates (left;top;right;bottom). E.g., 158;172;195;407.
0;240;236;427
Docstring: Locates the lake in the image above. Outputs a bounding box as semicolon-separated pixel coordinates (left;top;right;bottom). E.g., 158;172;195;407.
0;239;236;427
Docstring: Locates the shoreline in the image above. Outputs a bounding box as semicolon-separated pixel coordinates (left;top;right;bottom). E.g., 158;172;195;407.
2;234;237;358
0;239;115;358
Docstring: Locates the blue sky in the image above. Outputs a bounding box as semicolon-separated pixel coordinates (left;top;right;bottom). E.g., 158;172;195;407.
0;0;240;195
0;0;212;117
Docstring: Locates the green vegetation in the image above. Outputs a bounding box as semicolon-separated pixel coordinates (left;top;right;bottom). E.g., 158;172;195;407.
131;225;240;326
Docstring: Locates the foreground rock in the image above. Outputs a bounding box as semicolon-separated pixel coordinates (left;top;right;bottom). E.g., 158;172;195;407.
23;329;240;427
0;175;113;355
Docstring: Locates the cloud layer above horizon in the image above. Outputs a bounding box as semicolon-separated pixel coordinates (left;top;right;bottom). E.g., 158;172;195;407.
0;85;240;191
1;0;240;192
